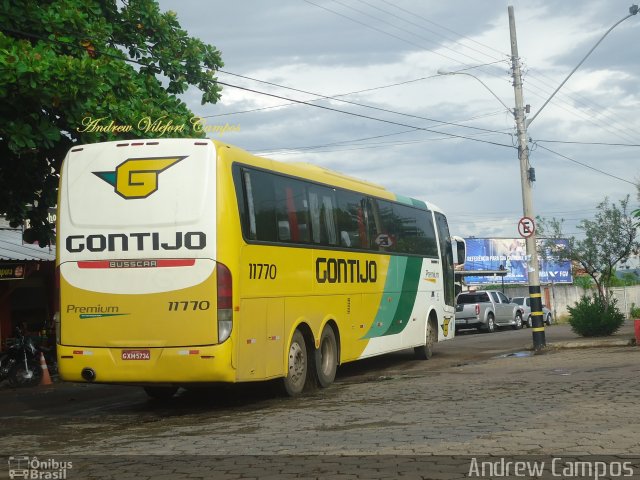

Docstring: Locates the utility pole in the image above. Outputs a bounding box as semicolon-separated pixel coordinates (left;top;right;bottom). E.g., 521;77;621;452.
508;6;546;350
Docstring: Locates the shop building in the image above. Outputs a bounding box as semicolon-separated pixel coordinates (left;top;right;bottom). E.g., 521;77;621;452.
0;228;56;348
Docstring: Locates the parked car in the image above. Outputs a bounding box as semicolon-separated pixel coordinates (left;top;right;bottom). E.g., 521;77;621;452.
455;290;525;333
510;296;553;327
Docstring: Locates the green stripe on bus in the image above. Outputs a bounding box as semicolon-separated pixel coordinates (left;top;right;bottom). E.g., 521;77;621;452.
363;256;406;339
394;194;427;209
395;194;414;206
381;256;422;336
363;256;423;339
410;198;427;209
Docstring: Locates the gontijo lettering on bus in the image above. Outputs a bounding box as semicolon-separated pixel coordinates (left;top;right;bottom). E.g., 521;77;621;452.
315;257;377;283
65;231;206;252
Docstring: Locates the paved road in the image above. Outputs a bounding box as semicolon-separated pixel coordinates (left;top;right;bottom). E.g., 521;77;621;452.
1;322;638;479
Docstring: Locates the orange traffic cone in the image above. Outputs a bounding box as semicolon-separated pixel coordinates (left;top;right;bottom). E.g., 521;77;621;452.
39;352;52;386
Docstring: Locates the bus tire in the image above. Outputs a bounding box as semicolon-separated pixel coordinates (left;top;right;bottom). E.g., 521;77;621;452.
144;386;178;400
414;318;436;360
315;325;338;388
283;330;308;396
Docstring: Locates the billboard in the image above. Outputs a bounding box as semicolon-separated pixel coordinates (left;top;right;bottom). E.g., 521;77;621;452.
464;238;572;285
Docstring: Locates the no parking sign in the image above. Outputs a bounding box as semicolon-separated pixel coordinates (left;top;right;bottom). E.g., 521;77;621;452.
518;216;535;238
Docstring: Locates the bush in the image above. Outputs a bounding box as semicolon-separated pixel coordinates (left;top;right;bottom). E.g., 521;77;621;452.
630;303;640;319
567;294;625;337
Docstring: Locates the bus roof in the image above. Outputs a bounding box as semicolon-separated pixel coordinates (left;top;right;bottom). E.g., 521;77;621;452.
214;140;433;209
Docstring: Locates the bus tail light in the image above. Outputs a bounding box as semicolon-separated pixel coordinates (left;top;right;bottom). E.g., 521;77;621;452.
217;262;233;343
54;266;61;344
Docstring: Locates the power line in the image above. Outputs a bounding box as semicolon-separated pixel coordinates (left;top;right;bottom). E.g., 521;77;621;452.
378;0;508;58
203;74;442;118
216;80;515;149
216;69;512;136
523;72;639;145
307;0;573;158
536;144;635;185
358;0;506;62
256;129;513;156
453;208;598;216
303;0;519;113
208;60;505;119
535;139;640;148
329;0;504;66
303;0;494;69
3;26;514;149
7;25;636;187
251;110;509;154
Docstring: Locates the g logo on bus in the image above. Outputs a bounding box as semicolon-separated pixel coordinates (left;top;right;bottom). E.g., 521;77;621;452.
93;156;186;199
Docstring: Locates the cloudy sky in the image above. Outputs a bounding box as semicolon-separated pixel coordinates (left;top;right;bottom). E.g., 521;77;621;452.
157;0;639;240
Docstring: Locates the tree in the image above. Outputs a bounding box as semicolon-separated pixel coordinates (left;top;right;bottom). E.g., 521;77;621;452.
0;0;224;245
537;195;639;305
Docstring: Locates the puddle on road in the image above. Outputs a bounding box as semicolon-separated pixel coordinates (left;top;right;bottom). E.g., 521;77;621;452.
494;351;534;359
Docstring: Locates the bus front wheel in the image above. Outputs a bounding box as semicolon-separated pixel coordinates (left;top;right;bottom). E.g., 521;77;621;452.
315;325;337;388
283;330;308;396
414;318;436;360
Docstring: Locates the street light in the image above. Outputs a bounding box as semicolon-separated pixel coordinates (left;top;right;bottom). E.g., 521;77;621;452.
436;69;512;113
527;4;639;127
439;4;638;351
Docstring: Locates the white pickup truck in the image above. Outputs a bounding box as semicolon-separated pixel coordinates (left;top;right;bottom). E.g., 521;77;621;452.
455;290;524;333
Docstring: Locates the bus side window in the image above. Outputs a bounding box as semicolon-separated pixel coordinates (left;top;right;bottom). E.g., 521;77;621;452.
322;194;338;245
335;190;368;250
357;204;369;249
435;211;454;306
309;186;338;246
309;191;321;243
374;199;437;256
242;169;277;241
274;178;310;243
367;198;384;251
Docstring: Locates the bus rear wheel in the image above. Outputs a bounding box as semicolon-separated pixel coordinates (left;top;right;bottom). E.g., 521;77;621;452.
315;325;337;388
283;330;308;396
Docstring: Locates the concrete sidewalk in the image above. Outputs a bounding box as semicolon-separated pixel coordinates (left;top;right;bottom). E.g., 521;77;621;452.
527;319;637;350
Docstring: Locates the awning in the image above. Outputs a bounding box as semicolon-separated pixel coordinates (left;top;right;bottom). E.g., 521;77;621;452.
0;229;55;261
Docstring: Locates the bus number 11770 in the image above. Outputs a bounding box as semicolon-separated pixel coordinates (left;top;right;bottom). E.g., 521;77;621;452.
168;301;211;311
249;263;277;280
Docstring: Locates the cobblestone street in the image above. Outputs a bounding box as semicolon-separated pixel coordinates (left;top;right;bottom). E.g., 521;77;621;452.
31;347;639;457
2;333;639;479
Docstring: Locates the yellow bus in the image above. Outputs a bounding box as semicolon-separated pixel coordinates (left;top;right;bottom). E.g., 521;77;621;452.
56;138;464;398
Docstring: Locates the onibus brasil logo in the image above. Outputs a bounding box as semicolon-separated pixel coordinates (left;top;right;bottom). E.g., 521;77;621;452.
93;156;186;199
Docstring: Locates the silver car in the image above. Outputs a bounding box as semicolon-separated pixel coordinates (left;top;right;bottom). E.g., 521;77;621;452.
510;296;553;327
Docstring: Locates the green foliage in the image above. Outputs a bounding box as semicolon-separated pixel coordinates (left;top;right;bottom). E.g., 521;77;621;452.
573;276;593;290
610;271;640;287
0;0;224;245
630;303;640;319
567;294;625;337
537;196;639;306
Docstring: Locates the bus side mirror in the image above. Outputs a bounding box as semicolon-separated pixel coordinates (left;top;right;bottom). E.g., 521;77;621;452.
452;236;466;267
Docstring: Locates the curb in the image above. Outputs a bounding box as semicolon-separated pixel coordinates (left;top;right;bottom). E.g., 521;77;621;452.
548;337;636;349
523;336;636;352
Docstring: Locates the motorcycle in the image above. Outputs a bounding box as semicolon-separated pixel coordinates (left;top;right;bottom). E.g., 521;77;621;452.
0;328;45;387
